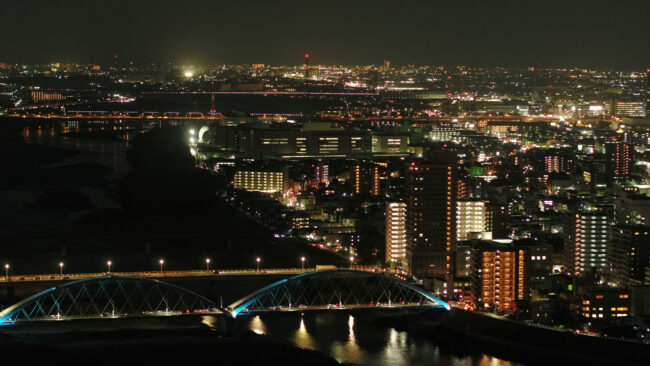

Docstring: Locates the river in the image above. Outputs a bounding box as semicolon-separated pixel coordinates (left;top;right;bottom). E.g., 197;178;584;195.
230;311;521;366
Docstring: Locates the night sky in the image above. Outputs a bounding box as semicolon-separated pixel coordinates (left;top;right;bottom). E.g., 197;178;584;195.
1;0;649;69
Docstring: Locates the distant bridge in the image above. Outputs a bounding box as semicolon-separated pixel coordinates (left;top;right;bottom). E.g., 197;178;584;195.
0;270;448;325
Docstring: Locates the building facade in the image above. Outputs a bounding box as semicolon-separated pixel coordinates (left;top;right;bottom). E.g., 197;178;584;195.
385;201;408;270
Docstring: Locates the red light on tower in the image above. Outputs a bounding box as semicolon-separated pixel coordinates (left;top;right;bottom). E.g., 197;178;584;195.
304;52;310;78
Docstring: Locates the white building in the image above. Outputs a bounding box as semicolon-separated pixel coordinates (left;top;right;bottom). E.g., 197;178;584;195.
385;202;408;269
456;200;490;242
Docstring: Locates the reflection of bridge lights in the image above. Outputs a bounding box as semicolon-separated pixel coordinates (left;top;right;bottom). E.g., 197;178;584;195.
201;315;218;329
250;315;266;335
348;314;355;341
293;316;316;349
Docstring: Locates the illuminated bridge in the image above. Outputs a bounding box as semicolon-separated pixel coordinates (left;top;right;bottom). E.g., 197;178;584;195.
225;269;449;317
0;270;448;325
0;276;218;325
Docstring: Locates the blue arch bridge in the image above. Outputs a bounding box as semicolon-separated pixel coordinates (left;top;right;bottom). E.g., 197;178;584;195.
0;269;449;325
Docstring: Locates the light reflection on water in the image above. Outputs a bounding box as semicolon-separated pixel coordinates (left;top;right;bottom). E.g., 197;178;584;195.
292;316;315;349
249;315;267;335
241;312;522;366
201;315;218;329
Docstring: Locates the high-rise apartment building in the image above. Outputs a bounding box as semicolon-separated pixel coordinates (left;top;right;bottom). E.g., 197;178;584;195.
468;241;529;312
315;161;329;184
609;225;650;287
385;201;408;270
406;157;458;279
564;212;612;277
456;200;489;242
544;155;569;174
605;142;632;180
615;195;650;225
354;162;380;196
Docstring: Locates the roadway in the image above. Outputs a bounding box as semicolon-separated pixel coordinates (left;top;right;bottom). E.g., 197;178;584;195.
1;266;380;284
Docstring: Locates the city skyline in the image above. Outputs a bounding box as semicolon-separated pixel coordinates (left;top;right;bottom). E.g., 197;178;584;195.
2;2;650;364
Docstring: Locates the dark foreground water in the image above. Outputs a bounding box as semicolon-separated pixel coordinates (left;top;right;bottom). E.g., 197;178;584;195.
232;311;521;366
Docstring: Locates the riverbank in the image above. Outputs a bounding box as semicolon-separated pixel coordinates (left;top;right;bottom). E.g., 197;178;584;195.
376;308;650;365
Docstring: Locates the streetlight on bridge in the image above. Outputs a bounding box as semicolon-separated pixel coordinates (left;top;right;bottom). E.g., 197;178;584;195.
107;260;112;273
206;258;211;272
301;256;305;271
59;262;64;277
256;257;261;272
4;264;8;281
349;256;354;269
159;259;164;274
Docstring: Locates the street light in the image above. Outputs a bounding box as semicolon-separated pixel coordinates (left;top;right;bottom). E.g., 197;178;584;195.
206;258;211;272
256;257;261;272
4;264;8;281
349;256;354;269
301;256;305;271
159;259;164;274
59;262;64;277
107;260;112;273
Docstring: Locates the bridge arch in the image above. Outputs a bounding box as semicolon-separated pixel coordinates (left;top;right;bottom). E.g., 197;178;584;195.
0;276;217;325
226;269;449;317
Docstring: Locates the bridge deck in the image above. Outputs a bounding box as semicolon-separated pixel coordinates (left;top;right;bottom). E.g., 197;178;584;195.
0;266;380;284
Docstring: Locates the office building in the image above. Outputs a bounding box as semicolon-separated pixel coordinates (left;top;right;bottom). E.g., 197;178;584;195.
611;99;646;117
233;169;287;192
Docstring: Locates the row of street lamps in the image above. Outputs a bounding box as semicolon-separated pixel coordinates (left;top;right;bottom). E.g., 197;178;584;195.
3;256;318;280
4;262;64;281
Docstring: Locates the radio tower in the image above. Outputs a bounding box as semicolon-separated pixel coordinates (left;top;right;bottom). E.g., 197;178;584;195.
304;52;310;79
113;52;118;68
209;81;217;116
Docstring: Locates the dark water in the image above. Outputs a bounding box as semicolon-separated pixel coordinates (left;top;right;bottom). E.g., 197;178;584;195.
21;122;132;180
231;311;521;366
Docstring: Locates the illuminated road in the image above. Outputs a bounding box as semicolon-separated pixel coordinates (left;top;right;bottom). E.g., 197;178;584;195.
0;266;380;283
